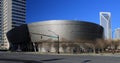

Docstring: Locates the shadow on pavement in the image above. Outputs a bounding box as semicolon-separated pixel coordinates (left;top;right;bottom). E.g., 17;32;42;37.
41;58;64;61
0;58;64;63
0;58;41;63
81;60;91;63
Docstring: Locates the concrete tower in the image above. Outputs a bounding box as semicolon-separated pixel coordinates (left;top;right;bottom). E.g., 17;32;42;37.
115;28;120;40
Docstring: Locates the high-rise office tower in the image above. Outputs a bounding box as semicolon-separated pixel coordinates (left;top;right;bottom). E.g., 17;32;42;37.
115;28;120;40
0;0;26;49
100;12;112;39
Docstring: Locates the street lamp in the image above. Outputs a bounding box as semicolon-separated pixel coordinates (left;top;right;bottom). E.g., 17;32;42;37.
48;30;60;54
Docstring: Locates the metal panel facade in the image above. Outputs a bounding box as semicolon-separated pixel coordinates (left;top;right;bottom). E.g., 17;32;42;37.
7;20;103;51
28;20;103;42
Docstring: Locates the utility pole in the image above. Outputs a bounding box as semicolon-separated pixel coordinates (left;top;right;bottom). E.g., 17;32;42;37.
58;36;60;54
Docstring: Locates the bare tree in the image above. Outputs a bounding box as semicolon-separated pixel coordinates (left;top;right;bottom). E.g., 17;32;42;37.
53;40;59;52
113;40;120;50
60;38;68;53
96;39;106;53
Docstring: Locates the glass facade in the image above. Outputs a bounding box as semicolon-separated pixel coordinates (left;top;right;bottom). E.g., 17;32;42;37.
0;0;3;43
0;0;26;50
100;12;112;39
12;0;26;28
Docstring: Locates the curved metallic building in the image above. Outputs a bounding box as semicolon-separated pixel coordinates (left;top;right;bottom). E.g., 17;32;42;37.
7;20;103;52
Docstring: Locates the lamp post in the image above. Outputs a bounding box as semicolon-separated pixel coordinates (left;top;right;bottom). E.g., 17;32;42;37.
48;30;60;54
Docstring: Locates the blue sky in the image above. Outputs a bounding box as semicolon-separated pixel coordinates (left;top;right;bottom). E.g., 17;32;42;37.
26;0;120;31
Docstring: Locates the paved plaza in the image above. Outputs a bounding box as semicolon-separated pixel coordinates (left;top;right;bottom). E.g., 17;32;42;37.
0;52;120;63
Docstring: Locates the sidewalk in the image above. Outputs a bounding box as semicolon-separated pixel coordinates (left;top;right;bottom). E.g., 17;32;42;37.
23;52;120;57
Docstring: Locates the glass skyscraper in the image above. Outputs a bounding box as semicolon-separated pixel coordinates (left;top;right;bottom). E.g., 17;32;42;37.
0;0;26;49
100;12;112;39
